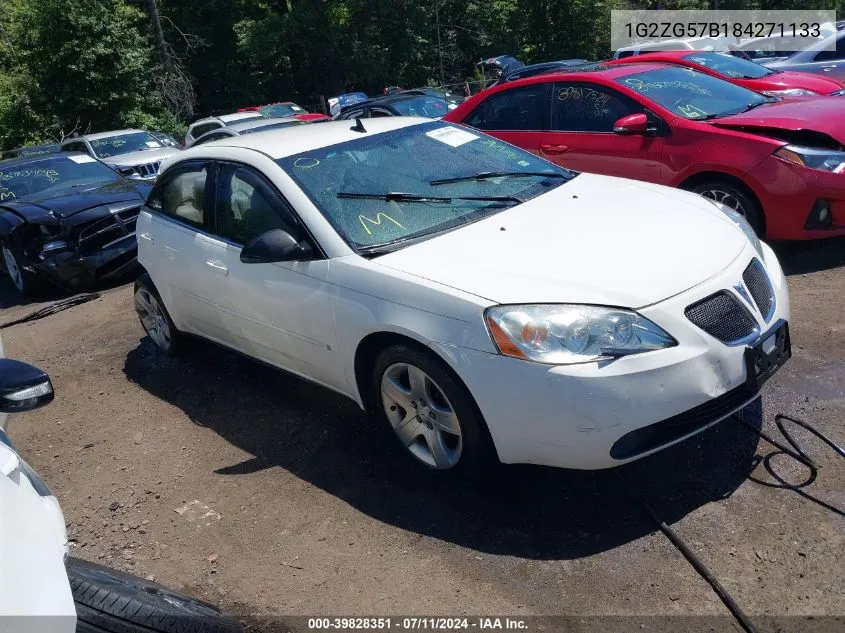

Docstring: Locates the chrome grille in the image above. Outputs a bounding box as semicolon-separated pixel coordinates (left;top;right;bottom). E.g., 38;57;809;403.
134;162;160;178
78;207;140;254
685;291;757;345
742;259;775;322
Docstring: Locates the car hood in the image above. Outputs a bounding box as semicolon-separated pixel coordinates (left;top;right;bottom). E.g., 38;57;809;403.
376;174;748;308
3;179;147;221
759;70;844;94
0;443;76;622
713;97;845;144
99;147;179;167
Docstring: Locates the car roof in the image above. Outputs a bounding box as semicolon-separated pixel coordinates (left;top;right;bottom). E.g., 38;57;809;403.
533;62;671;81
227;117;304;132
181;117;429;159
340;91;438;112
0;152;88;168
79;129;145;141
218;112;266;123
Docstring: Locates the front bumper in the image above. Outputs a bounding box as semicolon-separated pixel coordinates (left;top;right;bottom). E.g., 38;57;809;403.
432;242;790;470
30;237;138;291
750;156;845;241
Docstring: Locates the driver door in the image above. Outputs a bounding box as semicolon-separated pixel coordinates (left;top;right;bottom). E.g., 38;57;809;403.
208;162;343;391
541;82;667;183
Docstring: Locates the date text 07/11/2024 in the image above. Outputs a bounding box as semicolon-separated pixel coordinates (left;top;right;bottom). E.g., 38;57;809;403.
307;617;528;630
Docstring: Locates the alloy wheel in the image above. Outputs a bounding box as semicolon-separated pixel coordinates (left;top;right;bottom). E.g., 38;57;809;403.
380;362;463;469
2;246;24;293
134;287;172;352
699;189;747;217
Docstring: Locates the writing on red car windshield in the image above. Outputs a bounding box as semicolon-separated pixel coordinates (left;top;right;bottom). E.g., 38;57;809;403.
618;66;768;120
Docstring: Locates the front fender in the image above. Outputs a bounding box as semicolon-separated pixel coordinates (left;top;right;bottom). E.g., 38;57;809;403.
0;211;25;239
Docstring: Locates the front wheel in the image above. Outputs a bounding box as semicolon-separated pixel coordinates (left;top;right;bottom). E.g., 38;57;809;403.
133;275;182;355
2;244;41;296
685;180;765;237
372;344;496;476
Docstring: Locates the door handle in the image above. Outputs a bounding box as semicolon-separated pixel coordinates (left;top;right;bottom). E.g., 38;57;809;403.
138;233;154;244
540;144;569;155
205;260;229;275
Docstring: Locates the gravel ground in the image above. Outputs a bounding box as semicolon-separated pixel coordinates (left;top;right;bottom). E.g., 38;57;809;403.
0;238;843;632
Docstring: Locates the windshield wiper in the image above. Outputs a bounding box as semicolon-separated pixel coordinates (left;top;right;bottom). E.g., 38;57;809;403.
337;191;522;203
429;171;569;186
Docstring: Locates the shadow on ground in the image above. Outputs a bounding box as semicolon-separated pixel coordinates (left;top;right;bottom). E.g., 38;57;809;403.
124;337;764;560
773;236;845;276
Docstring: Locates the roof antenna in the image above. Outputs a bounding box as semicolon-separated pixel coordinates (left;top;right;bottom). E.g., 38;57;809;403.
351;117;367;133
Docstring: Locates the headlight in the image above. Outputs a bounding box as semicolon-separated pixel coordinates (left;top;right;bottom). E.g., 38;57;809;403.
39;240;69;260
485;305;676;364
761;88;818;97
705;199;764;259
774;144;845;174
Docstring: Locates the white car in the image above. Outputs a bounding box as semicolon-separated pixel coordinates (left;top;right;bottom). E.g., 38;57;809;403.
60;130;180;180
134;117;791;474
184;112;266;148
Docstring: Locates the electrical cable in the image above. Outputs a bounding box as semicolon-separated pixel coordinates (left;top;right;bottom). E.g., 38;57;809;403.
0;292;101;330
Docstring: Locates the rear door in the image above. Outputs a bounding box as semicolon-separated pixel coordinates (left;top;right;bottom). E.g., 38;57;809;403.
540;82;667;183
139;160;229;340
460;82;550;154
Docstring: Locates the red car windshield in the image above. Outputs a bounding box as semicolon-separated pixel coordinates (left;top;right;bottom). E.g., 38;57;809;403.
259;103;307;118
616;66;771;120
682;52;774;79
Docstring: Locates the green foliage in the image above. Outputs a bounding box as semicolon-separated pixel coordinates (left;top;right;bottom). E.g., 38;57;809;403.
0;0;842;150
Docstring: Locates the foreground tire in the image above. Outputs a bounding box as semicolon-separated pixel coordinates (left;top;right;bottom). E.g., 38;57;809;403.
685;180;765;237
134;274;182;355
372;344;497;476
2;243;43;296
68;558;242;633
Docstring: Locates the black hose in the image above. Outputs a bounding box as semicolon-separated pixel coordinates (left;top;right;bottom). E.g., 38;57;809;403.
0;292;101;329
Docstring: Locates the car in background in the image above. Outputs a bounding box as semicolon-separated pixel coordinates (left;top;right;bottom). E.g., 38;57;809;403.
444;62;845;241
612;36;735;59
334;92;451;120
238;101;330;122
2;143;61;160
409;87;466;106
60;130;180;181
328;92;369;117
0;153;149;295
607;51;844;96
729;36;803;63
495;60;592;85
188;117;310;147
134;118;789;475
762;30;845;85
150;131;181;148
0;340;243;633
185;112;266;148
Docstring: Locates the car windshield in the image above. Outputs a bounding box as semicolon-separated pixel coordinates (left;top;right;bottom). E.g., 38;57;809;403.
683;52;774;78
0;154;119;201
15;144;60;158
391;96;450;118
241;120;308;135
277;122;573;253
616;66;770;120
259;103;307;118
89;132;164;158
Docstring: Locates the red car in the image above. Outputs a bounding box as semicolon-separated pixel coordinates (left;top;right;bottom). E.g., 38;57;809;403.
443;62;845;241
606;50;844;97
237;101;330;122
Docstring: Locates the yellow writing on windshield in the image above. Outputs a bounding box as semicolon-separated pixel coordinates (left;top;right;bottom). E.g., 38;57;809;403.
359;213;405;235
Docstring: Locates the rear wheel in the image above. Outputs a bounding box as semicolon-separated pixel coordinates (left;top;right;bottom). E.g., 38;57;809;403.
134;275;181;355
685;180;765;237
68;557;242;633
372;344;496;477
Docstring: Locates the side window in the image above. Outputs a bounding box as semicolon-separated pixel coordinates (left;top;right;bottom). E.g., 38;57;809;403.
214;165;301;245
370;108;392;118
190;123;220;139
340;108;365;120
813;37;845;62
464;84;547;131
552;83;639;132
62;142;86;153
194;131;231;146
148;163;209;229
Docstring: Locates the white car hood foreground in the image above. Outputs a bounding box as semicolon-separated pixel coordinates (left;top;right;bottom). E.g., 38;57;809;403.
100;147;179;167
0;443;75;630
378;173;747;308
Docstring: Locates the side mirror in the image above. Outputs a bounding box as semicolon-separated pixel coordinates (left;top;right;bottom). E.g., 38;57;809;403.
240;229;313;264
613;113;650;135
0;359;54;414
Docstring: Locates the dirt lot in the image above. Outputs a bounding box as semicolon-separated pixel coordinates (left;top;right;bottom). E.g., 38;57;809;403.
1;239;843;631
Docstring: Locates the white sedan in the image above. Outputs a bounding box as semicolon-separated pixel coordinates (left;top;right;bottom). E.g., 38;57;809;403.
134;117;791;474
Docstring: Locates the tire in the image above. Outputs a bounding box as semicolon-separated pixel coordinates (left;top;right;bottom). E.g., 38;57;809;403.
133;274;182;355
67;557;243;633
371;344;497;477
2;243;43;297
684;180;765;237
